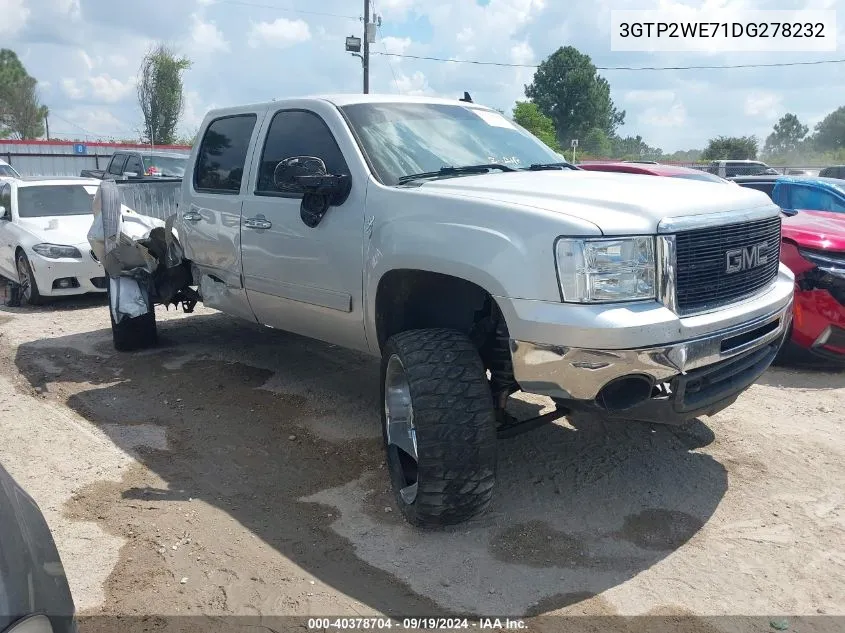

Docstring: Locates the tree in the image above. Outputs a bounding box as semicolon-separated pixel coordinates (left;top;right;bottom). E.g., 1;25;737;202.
137;45;191;145
611;134;662;160
811;106;845;152
512;101;559;151
173;127;199;146
582;127;611;157
763;113;808;156
701;136;758;160
0;49;48;139
525;46;625;146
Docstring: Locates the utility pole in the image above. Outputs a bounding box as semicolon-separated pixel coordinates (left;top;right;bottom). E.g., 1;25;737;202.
44;114;49;140
363;0;370;94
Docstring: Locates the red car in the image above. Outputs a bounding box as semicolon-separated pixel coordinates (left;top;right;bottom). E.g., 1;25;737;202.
577;161;731;183
780;210;845;363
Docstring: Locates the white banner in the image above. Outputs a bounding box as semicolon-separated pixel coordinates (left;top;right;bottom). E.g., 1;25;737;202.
610;9;837;52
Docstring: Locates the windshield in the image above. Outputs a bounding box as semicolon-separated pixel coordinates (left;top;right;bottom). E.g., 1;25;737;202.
671;172;728;183
340;103;562;185
17;185;96;218
142;155;187;177
0;164;20;178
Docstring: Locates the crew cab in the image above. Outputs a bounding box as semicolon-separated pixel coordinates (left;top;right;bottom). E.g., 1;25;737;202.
81;150;188;180
91;94;795;527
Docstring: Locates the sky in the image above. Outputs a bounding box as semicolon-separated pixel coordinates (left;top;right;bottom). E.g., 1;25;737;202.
1;0;844;152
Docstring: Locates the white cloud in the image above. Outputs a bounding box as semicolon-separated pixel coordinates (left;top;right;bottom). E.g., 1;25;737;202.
456;27;474;44
87;74;135;103
190;14;229;53
510;41;534;65
381;36;412;55
61;78;84;100
623;89;676;104
641;102;688;128
0;0;30;36
55;107;132;139
247;18;311;49
744;91;782;119
396;71;432;96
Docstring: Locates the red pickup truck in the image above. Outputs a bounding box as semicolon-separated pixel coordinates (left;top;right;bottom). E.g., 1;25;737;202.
780;210;845;363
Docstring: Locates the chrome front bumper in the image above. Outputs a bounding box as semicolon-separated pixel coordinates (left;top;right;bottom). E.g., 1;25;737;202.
511;297;793;402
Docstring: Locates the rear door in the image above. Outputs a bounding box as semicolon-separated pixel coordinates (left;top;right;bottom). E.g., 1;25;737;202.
181;110;265;321
107;153;127;178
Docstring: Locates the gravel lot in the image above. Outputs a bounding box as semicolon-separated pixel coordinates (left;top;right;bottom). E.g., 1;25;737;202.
0;286;843;630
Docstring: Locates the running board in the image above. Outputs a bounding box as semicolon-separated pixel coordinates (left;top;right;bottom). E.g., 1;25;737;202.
496;406;569;439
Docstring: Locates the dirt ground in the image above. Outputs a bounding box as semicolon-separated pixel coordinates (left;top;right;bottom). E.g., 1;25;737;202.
0;286;843;631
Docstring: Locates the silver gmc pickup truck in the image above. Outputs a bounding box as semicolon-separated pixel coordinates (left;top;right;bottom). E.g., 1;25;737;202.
91;94;795;528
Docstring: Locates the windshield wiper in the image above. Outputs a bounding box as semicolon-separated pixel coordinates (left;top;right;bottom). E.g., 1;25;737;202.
525;162;580;171
396;163;517;185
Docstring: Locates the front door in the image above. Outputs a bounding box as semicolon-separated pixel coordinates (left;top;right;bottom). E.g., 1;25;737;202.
240;106;367;352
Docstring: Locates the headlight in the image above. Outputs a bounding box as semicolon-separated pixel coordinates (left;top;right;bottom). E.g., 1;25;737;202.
32;243;82;259
555;236;656;303
798;247;845;279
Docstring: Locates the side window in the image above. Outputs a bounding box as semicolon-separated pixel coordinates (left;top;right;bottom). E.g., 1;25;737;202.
255;110;349;195
194;114;257;194
786;185;845;212
108;154;127;175
124;155;144;176
743;182;775;199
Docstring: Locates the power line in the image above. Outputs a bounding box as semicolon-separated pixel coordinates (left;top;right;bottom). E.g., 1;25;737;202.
212;0;359;20
374;18;401;94
371;52;845;71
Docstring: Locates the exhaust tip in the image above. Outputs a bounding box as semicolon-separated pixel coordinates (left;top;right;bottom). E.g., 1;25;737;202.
597;375;654;411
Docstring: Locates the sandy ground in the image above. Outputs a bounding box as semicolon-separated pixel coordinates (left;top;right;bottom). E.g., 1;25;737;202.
0;287;843;631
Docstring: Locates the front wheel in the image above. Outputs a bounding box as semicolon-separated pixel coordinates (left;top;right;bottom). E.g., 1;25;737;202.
16;251;43;306
381;329;498;527
108;278;158;351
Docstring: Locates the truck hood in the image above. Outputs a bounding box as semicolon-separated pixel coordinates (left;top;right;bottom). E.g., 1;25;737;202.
414;170;777;234
782;210;845;251
17;214;94;247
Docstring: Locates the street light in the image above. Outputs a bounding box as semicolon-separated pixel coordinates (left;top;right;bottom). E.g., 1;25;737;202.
345;36;361;53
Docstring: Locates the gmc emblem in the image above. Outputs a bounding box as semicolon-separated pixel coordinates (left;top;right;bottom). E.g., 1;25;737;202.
726;242;768;273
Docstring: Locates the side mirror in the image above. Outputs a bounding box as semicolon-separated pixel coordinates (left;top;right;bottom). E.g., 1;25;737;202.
273;156;352;228
0;205;7;220
123;171;139;178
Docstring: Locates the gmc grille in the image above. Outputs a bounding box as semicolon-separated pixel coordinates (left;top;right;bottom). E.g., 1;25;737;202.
674;216;781;313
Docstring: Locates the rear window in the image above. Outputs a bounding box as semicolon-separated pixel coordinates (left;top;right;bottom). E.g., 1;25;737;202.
671;172;726;183
142;155;187;177
16;185;97;218
194;114;257;193
0;164;20;178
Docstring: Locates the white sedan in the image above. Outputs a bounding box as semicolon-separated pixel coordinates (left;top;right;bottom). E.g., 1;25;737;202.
0;177;106;305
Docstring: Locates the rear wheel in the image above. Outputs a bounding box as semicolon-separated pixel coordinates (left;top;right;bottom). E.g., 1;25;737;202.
16;251;43;306
381;328;497;527
108;279;158;351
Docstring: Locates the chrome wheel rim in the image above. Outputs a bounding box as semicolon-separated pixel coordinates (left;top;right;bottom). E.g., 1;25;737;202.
16;258;31;302
384;354;418;504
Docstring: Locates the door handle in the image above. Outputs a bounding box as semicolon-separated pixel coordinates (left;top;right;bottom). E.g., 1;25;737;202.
183;210;202;222
243;215;272;230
